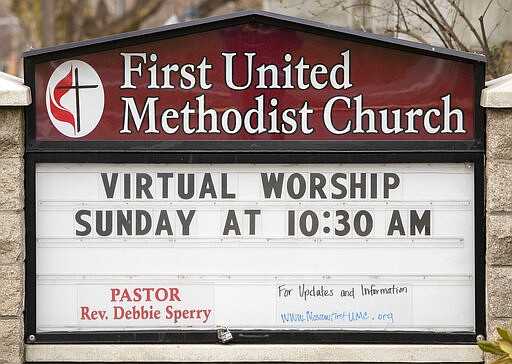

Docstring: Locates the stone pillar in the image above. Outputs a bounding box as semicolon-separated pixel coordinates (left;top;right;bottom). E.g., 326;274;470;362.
0;72;31;363
481;74;512;343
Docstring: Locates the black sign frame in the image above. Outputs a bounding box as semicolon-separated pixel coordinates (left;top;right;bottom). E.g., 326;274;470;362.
24;10;486;345
25;151;485;344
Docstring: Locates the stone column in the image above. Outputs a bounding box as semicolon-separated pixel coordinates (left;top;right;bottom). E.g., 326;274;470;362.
0;72;31;363
481;74;512;342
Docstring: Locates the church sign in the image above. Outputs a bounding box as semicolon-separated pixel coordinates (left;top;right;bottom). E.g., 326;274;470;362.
24;11;486;344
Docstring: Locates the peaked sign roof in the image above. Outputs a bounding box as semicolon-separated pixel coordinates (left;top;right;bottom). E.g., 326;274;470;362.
24;10;486;152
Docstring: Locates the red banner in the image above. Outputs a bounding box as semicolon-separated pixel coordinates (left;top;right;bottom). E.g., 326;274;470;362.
35;23;475;141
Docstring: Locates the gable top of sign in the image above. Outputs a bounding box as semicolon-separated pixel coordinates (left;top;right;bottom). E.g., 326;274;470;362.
24;9;485;64
24;9;486;150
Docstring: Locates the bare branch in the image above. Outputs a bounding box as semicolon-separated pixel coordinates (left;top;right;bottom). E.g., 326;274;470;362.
424;0;468;51
421;0;457;48
446;0;486;50
486;2;508;38
413;1;454;48
482;0;494;18
479;15;490;54
393;28;429;44
394;0;410;33
85;0;165;39
407;6;450;48
197;0;233;16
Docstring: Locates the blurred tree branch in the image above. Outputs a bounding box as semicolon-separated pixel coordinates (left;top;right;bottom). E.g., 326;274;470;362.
10;0;165;48
313;0;511;79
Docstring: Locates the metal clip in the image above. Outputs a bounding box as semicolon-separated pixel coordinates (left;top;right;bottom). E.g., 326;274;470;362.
217;326;233;343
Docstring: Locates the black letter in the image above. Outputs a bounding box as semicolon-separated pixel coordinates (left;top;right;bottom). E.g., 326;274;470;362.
157;173;174;198
384;173;400;198
136;210;152;235
299;210;319;236
199;173;217;199
410;210;431;236
177;210;195;235
244;210;261;235
155;210;173;235
123;174;131;199
331;173;347;199
261;173;284;198
96;210;113;236
136;173;153;199
310;173;327;199
117;210;132;235
334;210;350;236
354;210;372;236
287;173;306;199
288;210;295;236
178;174;194;199
370;173;378;199
221;173;236;199
75;210;92;236
223;210;241;235
101;173;118;198
387;210;405;236
350;173;366;199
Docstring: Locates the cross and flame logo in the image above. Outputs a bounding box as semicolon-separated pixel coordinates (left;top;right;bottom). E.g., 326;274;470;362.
45;60;104;138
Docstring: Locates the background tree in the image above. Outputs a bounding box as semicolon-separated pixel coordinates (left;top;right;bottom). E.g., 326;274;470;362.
10;0;166;48
9;0;262;48
269;0;511;79
5;0;259;74
6;0;511;79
